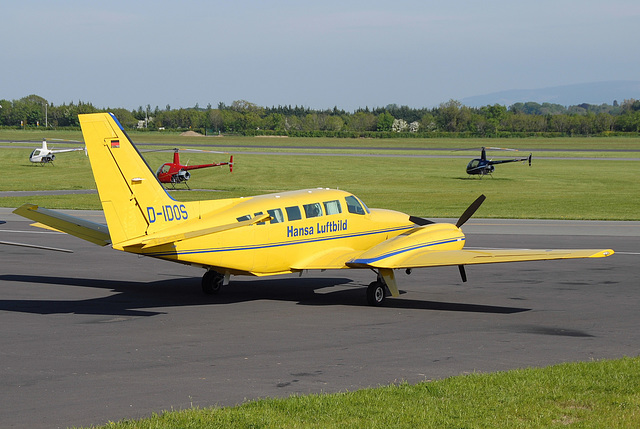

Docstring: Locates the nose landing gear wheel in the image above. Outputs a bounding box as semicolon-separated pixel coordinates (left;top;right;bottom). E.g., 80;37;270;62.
202;270;224;295
366;281;386;306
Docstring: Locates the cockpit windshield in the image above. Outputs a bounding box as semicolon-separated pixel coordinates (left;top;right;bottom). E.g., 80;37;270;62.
345;195;369;215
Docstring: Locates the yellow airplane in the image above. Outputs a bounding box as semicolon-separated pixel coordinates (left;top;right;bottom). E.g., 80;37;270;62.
13;113;614;305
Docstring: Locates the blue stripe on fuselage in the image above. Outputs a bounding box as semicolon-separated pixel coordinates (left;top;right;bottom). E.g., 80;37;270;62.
142;224;416;257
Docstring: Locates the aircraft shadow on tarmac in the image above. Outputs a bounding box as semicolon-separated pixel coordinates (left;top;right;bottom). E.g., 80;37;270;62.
0;274;530;316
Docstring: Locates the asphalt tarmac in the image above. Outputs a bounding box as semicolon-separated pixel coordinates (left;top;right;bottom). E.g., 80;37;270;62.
1;209;638;428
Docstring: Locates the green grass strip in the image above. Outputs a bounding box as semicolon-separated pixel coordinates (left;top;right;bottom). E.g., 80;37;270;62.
2;133;639;219
79;357;640;428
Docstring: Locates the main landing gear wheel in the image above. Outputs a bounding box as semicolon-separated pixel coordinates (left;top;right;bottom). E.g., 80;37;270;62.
366;281;386;306
202;270;224;295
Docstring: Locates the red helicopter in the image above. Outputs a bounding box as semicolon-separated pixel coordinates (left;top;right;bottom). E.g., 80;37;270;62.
155;148;233;189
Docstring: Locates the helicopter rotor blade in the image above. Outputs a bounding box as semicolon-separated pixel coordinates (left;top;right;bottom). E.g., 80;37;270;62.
485;146;517;151
452;146;517;152
141;147;228;155
140;147;179;154
456;194;486;228
183;148;228;154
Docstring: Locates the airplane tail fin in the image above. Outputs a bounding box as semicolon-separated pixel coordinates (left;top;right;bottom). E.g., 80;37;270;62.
79;113;174;246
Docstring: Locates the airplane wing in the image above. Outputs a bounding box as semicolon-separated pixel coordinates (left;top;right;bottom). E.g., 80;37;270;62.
13;204;111;246
346;248;613;269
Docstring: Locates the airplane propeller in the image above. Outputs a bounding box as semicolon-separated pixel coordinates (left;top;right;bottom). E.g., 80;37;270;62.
456;194;485;282
409;194;486;283
456;194;486;228
409;194;486;228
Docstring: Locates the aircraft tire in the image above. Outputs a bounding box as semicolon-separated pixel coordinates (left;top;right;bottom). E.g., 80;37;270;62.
366;281;386;306
202;270;223;295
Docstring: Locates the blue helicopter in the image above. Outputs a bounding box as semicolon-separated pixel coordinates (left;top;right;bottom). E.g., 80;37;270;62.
464;147;532;176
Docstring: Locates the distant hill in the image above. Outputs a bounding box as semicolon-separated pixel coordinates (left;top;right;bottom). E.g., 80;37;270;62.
461;81;640;108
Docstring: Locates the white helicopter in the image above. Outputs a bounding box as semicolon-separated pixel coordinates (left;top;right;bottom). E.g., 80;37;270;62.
29;139;84;164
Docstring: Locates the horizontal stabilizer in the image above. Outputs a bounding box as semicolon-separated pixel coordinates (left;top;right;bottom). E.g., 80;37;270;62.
13;204;111;246
126;213;273;249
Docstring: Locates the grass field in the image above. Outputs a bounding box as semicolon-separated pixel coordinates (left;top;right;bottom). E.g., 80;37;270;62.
1;132;639;220
3;128;640;150
80;357;640;428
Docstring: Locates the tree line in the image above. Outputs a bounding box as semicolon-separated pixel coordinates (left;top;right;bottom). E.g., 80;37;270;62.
2;94;640;137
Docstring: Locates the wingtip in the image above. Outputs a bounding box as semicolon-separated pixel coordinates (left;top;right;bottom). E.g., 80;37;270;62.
594;249;614;258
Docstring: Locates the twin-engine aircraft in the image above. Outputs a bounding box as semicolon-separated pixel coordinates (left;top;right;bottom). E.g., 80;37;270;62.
29;139;84;164
13;113;613;305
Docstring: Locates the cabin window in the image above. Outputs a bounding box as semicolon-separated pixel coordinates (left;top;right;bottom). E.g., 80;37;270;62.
267;208;284;224
323;200;342;215
286;206;302;221
345;196;367;215
236;214;251;222
303;202;323;218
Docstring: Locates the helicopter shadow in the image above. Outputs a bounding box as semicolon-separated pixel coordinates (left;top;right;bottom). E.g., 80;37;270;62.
0;274;529;316
454;176;514;181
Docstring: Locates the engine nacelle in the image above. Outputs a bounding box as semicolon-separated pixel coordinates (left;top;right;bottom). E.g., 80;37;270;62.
348;223;466;268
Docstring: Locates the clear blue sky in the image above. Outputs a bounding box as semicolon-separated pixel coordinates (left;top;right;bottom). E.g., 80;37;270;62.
3;0;639;111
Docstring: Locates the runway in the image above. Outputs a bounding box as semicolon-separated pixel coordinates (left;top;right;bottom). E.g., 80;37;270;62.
1;209;638;428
